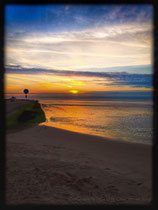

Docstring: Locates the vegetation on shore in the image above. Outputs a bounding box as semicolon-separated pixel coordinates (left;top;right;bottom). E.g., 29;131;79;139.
7;101;46;129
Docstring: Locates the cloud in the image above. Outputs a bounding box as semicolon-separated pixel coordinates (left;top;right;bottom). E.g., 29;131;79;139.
7;21;152;44
101;74;152;88
5;65;153;88
5;4;153;93
5;19;152;70
76;64;153;74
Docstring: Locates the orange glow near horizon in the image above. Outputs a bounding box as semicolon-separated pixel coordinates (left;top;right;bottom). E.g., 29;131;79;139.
5;5;153;96
5;66;153;95
5;72;153;95
69;90;79;94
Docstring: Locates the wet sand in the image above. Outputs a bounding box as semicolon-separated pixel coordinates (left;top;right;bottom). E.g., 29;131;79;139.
6;123;152;205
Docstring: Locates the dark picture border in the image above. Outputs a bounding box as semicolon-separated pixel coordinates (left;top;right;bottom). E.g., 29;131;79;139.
0;0;157;209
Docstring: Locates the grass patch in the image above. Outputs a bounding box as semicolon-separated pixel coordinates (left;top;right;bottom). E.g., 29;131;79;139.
6;101;46;129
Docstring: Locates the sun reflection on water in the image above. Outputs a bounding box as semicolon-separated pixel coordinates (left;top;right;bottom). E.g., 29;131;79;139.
39;99;153;143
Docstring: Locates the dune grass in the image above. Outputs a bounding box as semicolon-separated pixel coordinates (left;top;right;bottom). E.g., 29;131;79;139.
6;101;46;129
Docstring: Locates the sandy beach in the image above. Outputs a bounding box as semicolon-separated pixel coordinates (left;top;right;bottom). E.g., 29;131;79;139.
5;3;153;206
6;100;152;205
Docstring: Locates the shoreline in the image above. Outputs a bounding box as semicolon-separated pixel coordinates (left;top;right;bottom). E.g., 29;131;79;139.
6;99;152;146
6;123;152;205
39;99;152;146
6;100;152;205
7;121;152;146
40;123;152;146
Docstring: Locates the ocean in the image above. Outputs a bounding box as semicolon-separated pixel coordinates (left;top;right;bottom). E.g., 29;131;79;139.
39;99;153;145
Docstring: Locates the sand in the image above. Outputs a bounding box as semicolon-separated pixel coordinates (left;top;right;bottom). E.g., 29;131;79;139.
6;101;152;205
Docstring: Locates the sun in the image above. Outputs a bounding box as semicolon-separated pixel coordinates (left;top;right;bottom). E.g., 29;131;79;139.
69;90;79;94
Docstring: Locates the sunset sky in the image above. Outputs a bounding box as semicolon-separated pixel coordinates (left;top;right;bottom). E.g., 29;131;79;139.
5;4;153;99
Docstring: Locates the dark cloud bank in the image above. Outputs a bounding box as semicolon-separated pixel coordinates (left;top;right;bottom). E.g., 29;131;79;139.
6;65;153;89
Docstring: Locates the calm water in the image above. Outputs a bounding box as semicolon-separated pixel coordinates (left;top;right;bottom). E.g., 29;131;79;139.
39;99;153;145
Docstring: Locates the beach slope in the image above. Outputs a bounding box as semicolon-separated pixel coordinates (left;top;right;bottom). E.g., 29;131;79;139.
6;123;152;205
